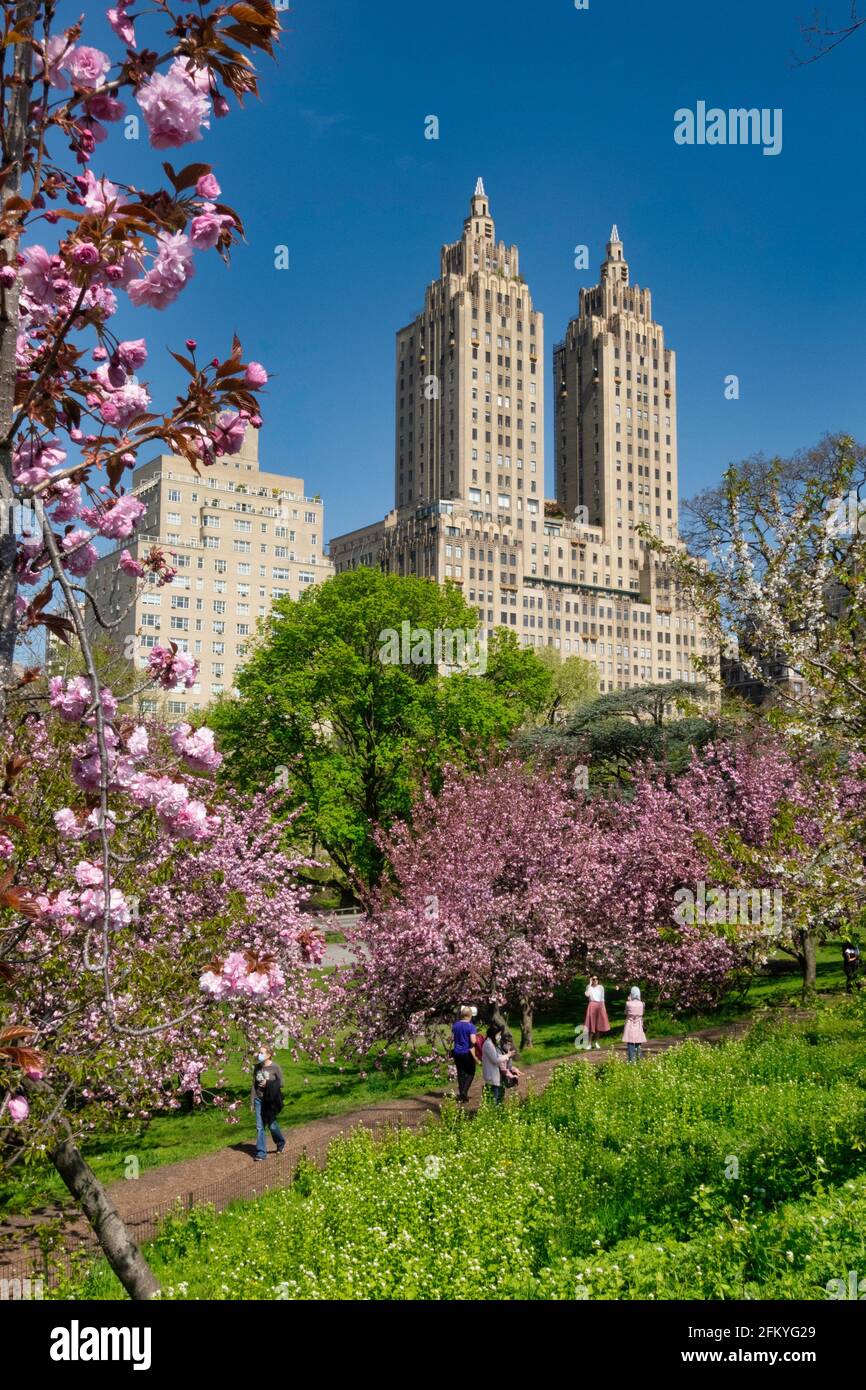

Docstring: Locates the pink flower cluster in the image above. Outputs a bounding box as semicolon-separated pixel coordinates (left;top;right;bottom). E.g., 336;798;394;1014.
200;952;286;1000
127;231;195;310
170;723;223;773
136;60;211;150
147;645;198;690
49;676;118;723
80;493;146;539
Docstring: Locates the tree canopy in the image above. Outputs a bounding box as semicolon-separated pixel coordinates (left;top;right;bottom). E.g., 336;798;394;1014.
208;568;554;892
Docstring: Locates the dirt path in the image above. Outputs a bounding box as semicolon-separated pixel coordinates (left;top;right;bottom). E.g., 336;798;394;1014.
0;1017;757;1280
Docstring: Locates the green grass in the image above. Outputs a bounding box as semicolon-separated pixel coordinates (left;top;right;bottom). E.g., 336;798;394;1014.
63;996;866;1300
0;942;851;1216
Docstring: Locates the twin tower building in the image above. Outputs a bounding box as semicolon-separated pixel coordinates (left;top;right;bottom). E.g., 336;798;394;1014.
331;180;710;694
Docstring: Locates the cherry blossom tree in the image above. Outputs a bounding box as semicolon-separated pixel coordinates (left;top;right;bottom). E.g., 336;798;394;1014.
324;759;746;1060
0;0;289;1298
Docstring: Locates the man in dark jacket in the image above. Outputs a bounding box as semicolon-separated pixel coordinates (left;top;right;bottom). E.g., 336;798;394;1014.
251;1047;285;1162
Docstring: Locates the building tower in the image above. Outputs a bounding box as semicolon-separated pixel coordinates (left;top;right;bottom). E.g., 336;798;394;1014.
395;178;544;515
553;227;679;547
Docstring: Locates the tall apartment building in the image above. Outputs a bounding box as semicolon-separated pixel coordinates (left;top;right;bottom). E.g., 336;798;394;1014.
86;428;334;715
330;182;712;694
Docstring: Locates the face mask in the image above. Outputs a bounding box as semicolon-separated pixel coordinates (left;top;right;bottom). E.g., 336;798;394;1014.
256;1053;266;1063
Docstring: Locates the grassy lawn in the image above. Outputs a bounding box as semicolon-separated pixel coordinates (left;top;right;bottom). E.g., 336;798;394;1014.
0;941;851;1216
62;995;866;1300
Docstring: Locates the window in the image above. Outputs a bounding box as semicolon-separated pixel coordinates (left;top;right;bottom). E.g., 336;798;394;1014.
202;514;220;528
233;540;251;553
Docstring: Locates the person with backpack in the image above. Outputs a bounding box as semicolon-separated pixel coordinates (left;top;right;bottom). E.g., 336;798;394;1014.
251;1046;285;1162
451;1006;479;1104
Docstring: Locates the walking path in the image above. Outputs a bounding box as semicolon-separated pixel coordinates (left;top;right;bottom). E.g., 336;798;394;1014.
0;1016;758;1279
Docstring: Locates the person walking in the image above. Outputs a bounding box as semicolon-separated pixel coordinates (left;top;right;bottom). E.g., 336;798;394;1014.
451;1006;479;1104
251;1047;285;1162
584;975;610;1050
481;1023;513;1105
842;942;862;993
622;985;647;1063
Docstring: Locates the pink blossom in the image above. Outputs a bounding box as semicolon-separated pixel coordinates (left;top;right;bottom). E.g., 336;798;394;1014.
147;645;197;690
0;834;14;860
78;886;132;930
190;209;234;250
71;242;101;267
81;494;146;539
136;67;210;149
54;809;81;839
107;4;136;48
116;338;148;371
63;46;111;90
126;726;149;760
127;232;195;310
49;676;92;722
49;482;82;523
86;92;125;124
19;244;56;306
119;549;146;578
7;1096;29;1124
61;530;98;577
170;722;223;772
98;382;151;430
212;411;247;456
196;172;221;199
75;860;104;889
244;361;268;388
33;34;74;90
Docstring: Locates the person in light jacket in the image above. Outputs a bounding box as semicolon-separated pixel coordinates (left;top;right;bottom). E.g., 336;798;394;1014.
481;1023;515;1104
622;985;647;1062
584;975;610;1050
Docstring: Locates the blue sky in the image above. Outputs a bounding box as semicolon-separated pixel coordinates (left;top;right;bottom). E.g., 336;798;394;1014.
79;0;866;543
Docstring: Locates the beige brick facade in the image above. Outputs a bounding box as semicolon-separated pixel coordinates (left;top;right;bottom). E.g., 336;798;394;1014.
86;428;333;714
331;185;712;693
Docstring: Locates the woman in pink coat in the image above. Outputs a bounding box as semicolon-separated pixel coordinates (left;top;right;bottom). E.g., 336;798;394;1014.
584;975;610;1050
623;985;647;1062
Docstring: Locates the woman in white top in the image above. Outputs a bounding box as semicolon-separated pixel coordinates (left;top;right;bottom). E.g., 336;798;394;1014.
584;975;611;1050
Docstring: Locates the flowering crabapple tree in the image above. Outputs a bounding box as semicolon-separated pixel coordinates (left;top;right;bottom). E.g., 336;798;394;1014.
0;0;296;1299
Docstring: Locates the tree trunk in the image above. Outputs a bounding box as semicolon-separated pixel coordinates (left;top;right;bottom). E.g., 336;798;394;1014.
0;6;38;714
50;1132;160;1300
800;929;818;998
519;1001;533;1051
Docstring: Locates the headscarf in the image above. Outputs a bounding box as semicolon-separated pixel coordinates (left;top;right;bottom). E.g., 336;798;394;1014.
629;986;641;1000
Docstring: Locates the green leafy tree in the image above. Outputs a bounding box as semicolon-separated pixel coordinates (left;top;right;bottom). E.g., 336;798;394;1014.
208;569;553;893
534;647;598;724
